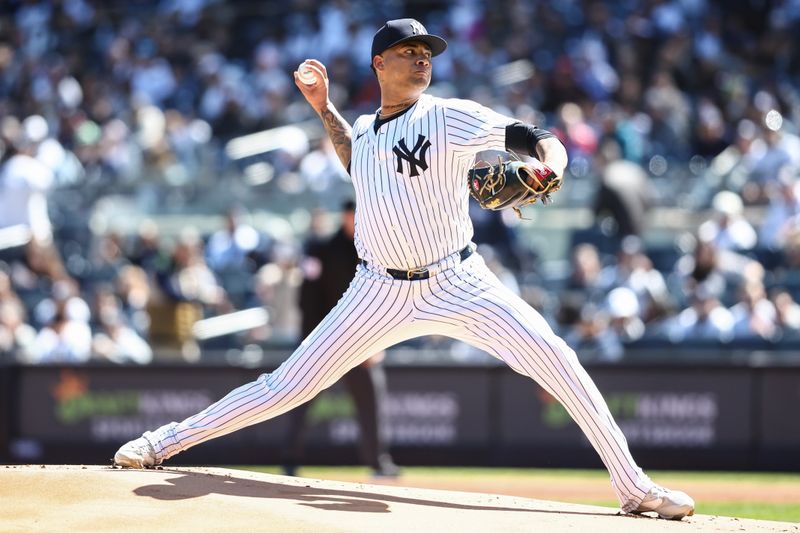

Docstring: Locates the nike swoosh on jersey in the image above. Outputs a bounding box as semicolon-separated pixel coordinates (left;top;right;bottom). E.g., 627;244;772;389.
355;131;367;141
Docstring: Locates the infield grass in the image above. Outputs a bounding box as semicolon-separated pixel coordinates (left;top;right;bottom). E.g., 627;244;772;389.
234;466;800;523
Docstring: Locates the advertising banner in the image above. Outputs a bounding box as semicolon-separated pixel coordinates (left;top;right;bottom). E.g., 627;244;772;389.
498;367;752;450
759;368;800;447
11;365;491;460
13;366;289;456
299;367;491;448
0;366;10;461
6;363;798;469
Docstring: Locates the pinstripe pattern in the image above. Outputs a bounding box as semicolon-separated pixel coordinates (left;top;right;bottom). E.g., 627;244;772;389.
351;95;513;271
139;93;654;512
146;266;420;458
414;256;652;509
144;256;652;509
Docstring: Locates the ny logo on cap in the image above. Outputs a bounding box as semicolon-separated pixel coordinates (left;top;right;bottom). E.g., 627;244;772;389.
409;20;426;35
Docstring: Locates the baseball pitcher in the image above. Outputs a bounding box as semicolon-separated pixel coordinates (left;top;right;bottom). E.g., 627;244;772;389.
115;18;694;521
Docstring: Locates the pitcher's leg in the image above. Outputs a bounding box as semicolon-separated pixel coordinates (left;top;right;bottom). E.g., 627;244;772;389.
136;273;416;463
418;259;653;511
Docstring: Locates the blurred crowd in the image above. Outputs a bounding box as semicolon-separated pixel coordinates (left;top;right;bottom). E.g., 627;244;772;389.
2;0;800;365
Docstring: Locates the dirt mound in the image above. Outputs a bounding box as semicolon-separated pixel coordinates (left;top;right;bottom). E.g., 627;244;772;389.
1;465;796;532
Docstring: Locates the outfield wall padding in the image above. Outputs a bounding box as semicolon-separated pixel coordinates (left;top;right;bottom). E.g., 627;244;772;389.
1;362;798;471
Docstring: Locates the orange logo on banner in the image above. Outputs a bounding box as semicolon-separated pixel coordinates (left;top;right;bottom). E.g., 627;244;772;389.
51;369;89;403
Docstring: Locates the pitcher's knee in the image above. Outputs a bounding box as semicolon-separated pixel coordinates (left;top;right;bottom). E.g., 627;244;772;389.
264;372;325;408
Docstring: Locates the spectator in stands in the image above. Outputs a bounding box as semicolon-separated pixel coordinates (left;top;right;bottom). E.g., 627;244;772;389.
771;232;800;293
0;299;37;363
594;103;645;164
0;116;55;246
553;102;599;160
759;166;800;251
1;1;800;359
672;237;763;308
127;219;164;277
557;243;610;335
729;280;778;341
691;97;728;159
600;236;673;324
149;230;228;361
771;288;800;341
205;207;261;273
0;269;21;309
666;283;735;343
697;191;757;252
643;69;691;161
88;231;130;285
298;136;352;200
592;139;653;239
205;207;264;308
605;286;646;345
566;243;607;302
749;108;800;203
114;264;152;339
30;298;93;363
33;277;91;330
700;119;764;206
251;243;302;345
157;231;227;310
91;296;153;365
564;304;624;362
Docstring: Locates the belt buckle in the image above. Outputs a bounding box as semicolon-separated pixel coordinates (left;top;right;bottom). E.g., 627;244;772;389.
407;267;429;280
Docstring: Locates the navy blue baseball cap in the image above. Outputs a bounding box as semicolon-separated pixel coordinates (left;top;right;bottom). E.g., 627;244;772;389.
371;18;448;61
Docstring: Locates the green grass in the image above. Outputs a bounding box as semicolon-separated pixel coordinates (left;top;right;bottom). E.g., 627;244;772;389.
677;502;800;523
579;501;800;523
240;466;800;483
231;466;800;523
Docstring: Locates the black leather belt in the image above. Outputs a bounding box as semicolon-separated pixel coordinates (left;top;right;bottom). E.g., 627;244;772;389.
359;245;473;281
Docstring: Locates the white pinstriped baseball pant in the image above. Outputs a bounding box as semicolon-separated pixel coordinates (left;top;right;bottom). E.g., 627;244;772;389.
143;252;653;511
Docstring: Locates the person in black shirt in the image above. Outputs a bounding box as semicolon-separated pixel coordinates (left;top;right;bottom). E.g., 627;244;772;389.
282;200;399;478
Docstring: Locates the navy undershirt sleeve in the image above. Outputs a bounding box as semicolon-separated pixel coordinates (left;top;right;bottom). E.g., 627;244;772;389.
505;122;557;157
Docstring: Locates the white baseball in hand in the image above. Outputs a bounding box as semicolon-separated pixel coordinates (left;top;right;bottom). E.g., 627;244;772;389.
297;63;316;85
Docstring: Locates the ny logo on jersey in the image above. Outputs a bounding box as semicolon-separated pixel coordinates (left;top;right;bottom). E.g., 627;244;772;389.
393;134;431;177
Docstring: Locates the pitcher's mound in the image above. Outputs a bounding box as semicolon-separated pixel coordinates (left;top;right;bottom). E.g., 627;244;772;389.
1;465;794;532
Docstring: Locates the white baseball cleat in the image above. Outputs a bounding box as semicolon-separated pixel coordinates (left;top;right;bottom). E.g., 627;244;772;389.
632;486;695;520
114;437;160;469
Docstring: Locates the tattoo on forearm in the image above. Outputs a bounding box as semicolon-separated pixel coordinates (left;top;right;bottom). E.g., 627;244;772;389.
320;106;352;169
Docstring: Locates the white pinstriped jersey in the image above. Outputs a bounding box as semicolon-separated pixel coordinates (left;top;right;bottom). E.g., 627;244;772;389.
350;94;516;270
138;92;658;512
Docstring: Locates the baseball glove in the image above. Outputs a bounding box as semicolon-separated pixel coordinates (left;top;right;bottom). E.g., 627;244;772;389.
468;157;562;217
